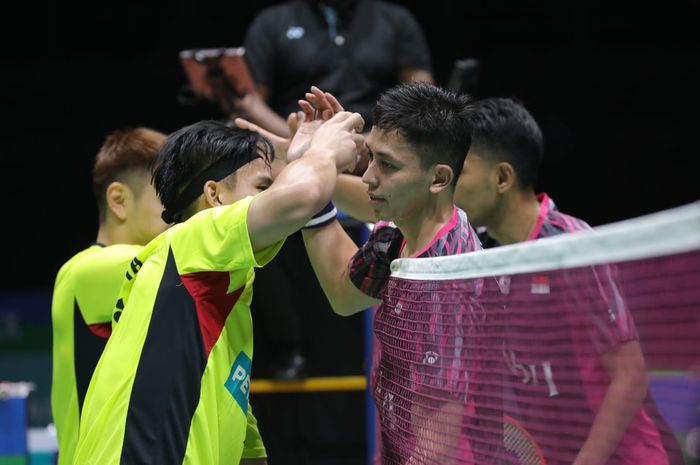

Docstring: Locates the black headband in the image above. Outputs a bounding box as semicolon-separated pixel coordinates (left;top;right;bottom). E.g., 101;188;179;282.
161;153;261;224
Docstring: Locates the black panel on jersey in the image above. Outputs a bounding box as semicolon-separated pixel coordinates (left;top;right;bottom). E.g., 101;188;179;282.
121;247;206;465
73;299;109;415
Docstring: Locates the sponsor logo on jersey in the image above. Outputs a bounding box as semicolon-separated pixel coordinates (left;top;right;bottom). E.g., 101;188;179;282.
225;351;252;413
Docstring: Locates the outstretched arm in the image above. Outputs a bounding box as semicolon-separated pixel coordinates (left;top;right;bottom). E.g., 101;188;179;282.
238;87;377;224
235;87;291;138
302;87;377;223
408;401;464;465
573;340;648;465
234;111;301;179
334;174;377;223
302;221;380;316
298;87;380;314
247;111;365;252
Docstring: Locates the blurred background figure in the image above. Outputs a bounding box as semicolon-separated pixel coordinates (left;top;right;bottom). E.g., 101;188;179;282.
51;127;168;465
239;0;434;141
227;2;434;463
238;0;433;380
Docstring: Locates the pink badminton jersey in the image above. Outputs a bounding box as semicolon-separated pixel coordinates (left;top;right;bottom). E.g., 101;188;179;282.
484;193;680;464
349;206;488;464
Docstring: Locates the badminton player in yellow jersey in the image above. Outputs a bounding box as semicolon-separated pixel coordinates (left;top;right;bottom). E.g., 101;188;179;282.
73;112;365;465
50;127;169;465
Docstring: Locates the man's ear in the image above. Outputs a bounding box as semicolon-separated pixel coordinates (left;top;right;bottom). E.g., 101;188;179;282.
105;181;130;221
202;180;224;208
495;162;516;194
429;164;454;194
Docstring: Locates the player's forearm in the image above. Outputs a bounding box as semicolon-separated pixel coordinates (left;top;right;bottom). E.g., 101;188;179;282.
270;157;287;180
302;222;372;316
273;153;338;219
333;174;377;223
573;356;648;465
410;400;463;465
238;93;290;138
248;153;339;252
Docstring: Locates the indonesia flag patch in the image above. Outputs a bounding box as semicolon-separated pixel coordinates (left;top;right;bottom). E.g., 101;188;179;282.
531;276;550;294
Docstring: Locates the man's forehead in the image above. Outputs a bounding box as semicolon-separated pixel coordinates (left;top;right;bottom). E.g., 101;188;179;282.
368;127;414;160
368;126;396;144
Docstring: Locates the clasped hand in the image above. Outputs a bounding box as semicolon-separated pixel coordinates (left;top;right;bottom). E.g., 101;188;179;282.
234;86;366;173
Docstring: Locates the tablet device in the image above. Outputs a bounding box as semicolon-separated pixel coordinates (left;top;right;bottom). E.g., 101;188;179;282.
179;47;255;101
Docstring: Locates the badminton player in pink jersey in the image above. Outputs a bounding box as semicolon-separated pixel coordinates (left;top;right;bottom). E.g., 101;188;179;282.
455;97;682;465
237;84;508;464
303;83;491;464
322;94;682;464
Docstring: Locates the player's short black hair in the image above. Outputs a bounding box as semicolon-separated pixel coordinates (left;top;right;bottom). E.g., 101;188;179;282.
469;97;544;190
152;120;274;223
373;82;475;188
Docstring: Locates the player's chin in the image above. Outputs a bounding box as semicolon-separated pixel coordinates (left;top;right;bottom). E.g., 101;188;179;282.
372;207;392;222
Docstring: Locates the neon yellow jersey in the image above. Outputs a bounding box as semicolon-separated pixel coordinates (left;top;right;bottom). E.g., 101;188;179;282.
74;195;282;465
51;242;143;465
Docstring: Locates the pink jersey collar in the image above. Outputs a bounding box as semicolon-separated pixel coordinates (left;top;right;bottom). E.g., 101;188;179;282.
527;193;551;241
400;206;460;258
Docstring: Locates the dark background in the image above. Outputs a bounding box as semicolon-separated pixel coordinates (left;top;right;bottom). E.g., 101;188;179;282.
0;1;698;463
2;0;699;291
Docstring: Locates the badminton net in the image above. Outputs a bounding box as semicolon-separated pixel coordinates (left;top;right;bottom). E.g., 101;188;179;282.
369;201;700;465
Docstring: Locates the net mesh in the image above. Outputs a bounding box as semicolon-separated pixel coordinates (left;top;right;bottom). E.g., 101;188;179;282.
370;202;700;465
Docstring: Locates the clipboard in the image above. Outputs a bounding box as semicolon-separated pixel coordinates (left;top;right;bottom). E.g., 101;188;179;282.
179;47;256;110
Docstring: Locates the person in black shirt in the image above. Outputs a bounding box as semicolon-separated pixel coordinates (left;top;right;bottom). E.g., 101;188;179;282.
239;0;433;139
238;0;434;381
233;3;434;463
